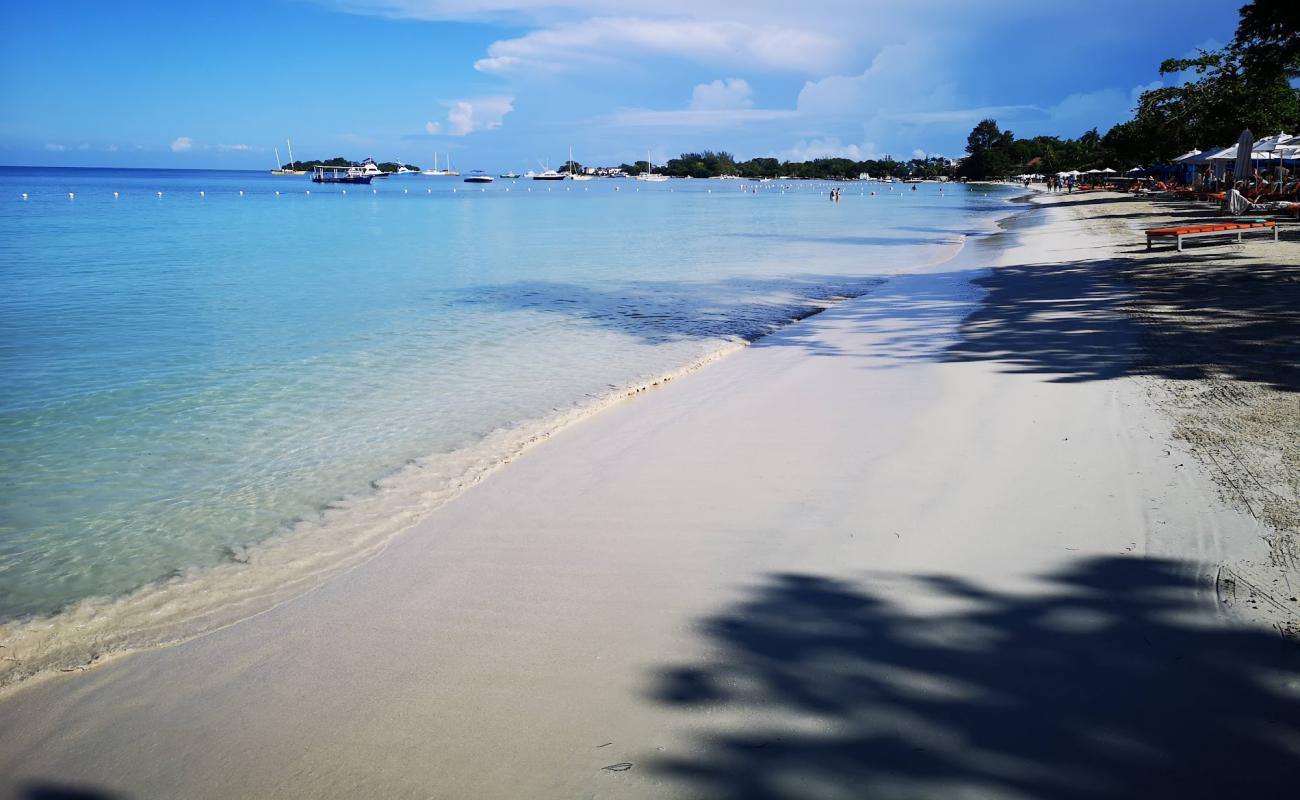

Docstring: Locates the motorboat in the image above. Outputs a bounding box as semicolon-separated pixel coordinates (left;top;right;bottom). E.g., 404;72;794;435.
464;170;494;183
311;165;372;184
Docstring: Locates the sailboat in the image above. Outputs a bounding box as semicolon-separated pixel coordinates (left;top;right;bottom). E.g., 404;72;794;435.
421;152;454;176
636;150;668;182
271;139;306;175
568;146;594;181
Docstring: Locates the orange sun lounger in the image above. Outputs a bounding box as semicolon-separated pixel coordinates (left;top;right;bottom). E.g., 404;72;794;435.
1145;220;1279;252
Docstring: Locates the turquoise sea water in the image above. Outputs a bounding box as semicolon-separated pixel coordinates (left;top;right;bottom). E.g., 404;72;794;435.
0;167;1014;623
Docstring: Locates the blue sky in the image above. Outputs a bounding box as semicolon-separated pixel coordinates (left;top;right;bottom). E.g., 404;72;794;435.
0;0;1241;169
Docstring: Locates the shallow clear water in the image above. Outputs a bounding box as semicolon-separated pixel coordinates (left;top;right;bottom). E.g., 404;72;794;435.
0;167;1014;620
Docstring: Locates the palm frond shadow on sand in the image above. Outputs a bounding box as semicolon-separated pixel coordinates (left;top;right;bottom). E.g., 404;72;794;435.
645;557;1300;799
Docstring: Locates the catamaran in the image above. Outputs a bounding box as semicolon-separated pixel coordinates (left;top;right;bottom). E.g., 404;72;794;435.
271;139;306;175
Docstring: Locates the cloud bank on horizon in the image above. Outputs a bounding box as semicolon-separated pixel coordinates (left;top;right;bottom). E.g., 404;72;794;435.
3;0;1240;167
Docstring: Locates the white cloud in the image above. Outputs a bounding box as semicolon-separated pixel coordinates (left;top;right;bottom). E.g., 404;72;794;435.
44;143;66;152
425;120;442;134
911;148;927;159
778;137;877;162
440;96;515;135
474;17;840;75
217;143;252;151
611;107;796;129
689;78;752;110
170;136;193;152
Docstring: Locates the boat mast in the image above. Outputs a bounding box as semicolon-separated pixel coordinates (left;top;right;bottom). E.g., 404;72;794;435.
286;139;295;169
274;146;281;171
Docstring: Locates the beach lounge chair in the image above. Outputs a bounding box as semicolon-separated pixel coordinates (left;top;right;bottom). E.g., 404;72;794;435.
1145;221;1278;251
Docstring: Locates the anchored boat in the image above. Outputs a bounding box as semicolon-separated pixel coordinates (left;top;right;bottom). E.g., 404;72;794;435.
311;165;373;184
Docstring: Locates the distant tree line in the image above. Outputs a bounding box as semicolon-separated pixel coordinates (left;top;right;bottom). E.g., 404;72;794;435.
611;152;952;180
957;0;1299;179
282;157;421;173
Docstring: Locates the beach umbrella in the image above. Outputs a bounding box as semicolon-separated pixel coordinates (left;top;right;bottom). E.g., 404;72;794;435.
1126;166;1145;174
1100;167;1117;173
1233;129;1254;182
1172;149;1202;163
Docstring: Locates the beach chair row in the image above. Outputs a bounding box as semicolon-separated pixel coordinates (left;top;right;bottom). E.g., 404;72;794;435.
1145;221;1278;252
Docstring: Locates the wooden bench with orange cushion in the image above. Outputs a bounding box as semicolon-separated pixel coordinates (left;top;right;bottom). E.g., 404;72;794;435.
1145;220;1279;251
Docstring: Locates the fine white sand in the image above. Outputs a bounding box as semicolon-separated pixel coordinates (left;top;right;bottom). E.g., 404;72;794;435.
0;194;1293;800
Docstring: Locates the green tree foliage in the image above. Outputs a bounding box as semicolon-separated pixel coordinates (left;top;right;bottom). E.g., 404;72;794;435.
957;1;1300;175
957;119;1015;179
1234;0;1300;80
281;157;421;171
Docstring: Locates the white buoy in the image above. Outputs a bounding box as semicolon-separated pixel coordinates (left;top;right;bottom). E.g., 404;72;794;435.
21;193;27;200
403;189;408;194
305;190;310;195
480;188;485;192
426;189;431;194
239;190;244;196
505;188;510;192
68;192;75;199
113;191;119;198
275;191;280;196
199;191;204;197
342;189;347;195
157;191;163;197
372;189;377;194
453;188;458;193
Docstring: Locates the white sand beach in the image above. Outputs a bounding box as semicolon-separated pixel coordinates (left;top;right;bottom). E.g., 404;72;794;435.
1;192;1296;799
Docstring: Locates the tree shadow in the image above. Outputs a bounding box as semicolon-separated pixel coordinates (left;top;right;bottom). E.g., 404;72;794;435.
19;785;125;800
942;250;1300;391
645;558;1300;799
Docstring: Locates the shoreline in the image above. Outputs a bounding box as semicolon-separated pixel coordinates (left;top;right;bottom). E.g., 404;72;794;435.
0;213;987;696
3;190;1290;798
